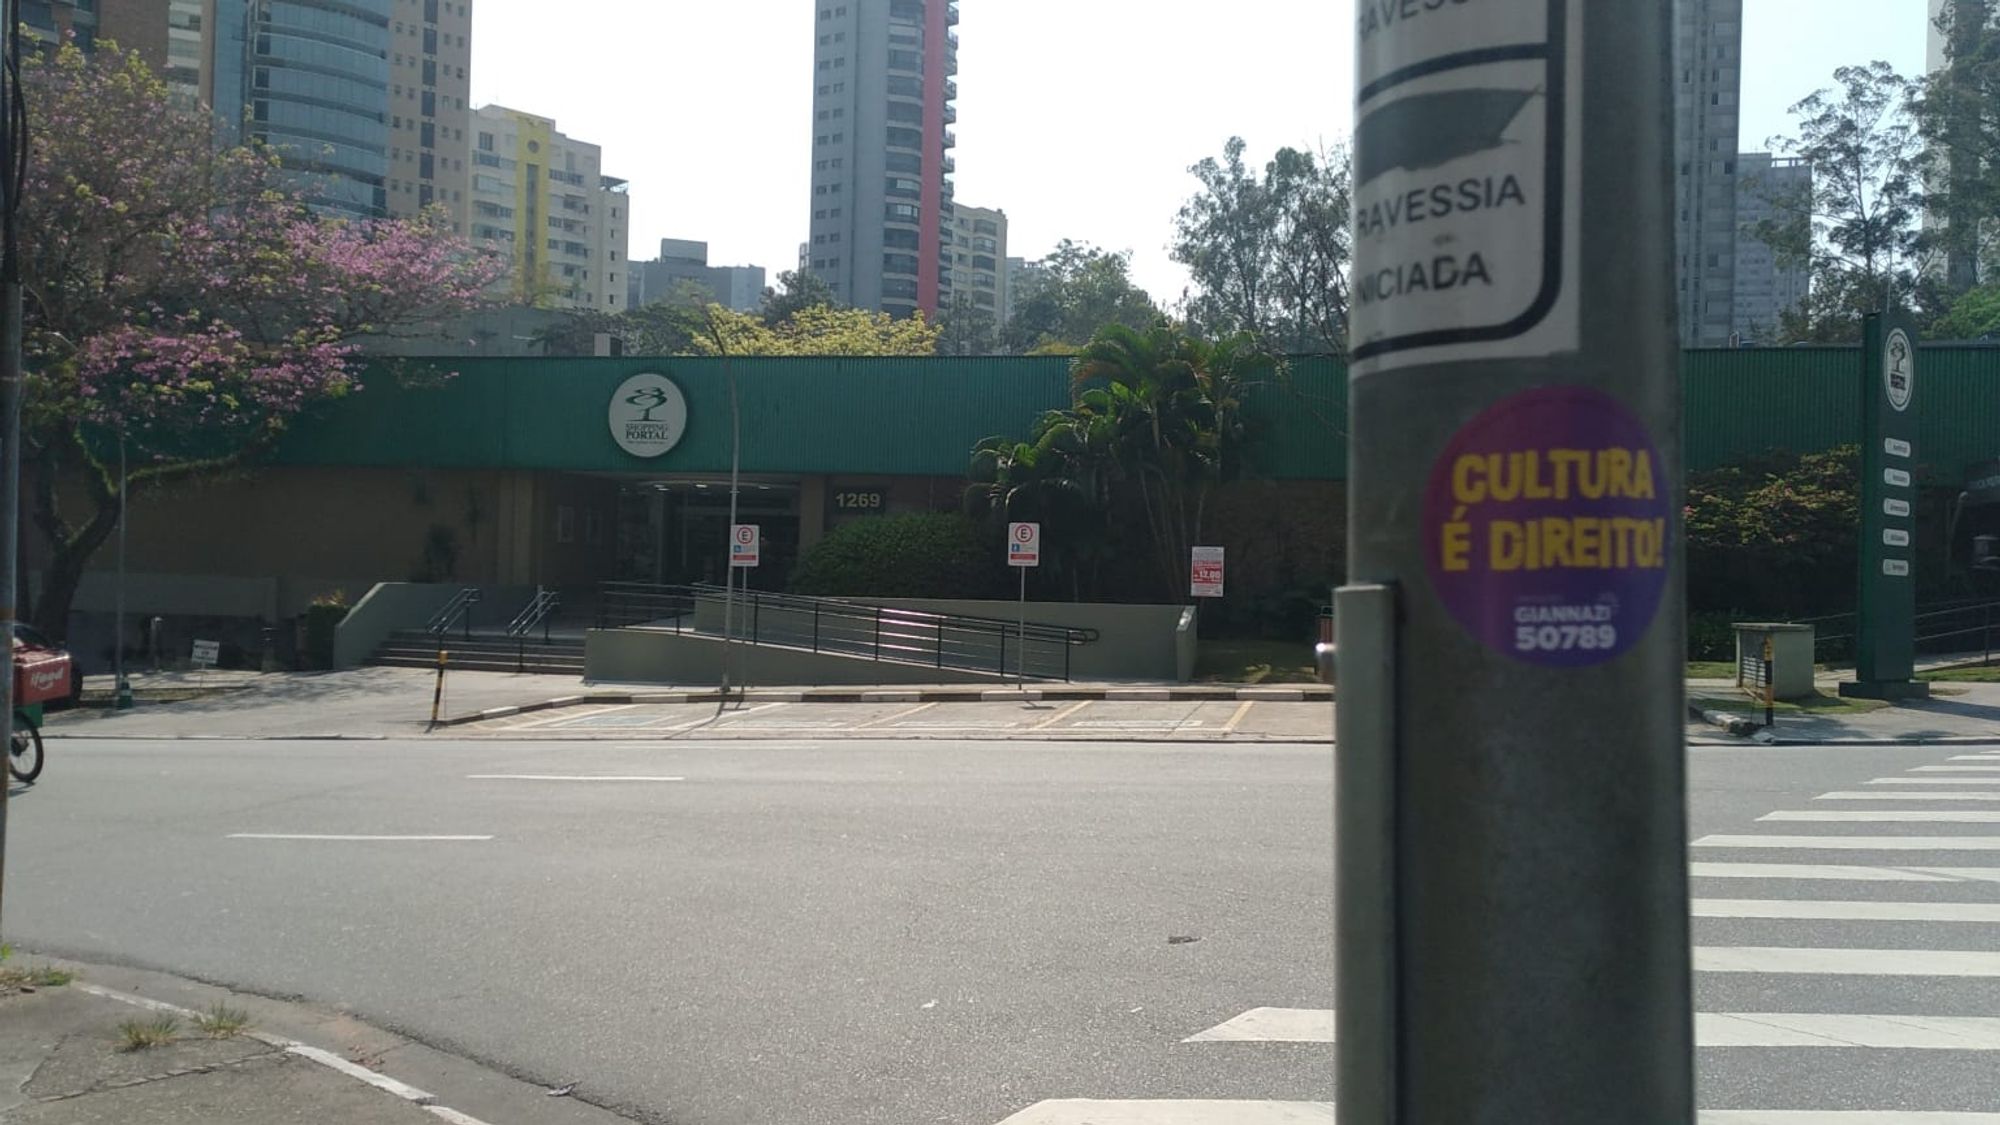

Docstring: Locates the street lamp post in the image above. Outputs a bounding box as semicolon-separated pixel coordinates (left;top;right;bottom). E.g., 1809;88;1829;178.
114;433;131;709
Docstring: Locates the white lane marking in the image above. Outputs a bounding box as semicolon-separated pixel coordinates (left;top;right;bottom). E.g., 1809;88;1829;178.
1696;947;2000;976
1698;1013;2000;1050
1867;778;2000;785
1763;811;2000;823
855;701;937;729
1946;754;2000;761
1690;862;1958;882
1693;898;2000;922
228;834;494;841
1819;792;2000;801
465;775;685;782
426;1107;500;1125
288;1045;436;1103
1914;765;2000;772
1702;1115;2000;1124
994;1101;1335;1124
505;704;636;730
1030;700;1094;731
1694;835;2000;850
1182;1008;1334;1043
1704;1104;2000;1112
1179;1008;2000;1050
694;701;790;725
1222;700;1257;733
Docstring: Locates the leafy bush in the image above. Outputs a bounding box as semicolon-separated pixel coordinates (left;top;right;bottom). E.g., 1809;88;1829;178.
1687;611;1741;662
1686;446;1859;618
791;513;1009;600
302;591;350;671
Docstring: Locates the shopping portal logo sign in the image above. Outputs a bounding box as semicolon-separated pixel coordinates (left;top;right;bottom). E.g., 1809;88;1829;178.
608;373;688;458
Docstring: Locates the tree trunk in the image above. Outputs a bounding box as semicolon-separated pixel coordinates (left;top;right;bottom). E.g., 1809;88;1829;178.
29;445;123;642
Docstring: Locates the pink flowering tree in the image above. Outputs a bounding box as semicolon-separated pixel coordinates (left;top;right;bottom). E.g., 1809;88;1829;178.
19;41;504;638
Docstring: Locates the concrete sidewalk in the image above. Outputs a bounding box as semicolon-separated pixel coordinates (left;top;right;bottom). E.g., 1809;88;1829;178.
0;956;632;1125
1691;679;2000;744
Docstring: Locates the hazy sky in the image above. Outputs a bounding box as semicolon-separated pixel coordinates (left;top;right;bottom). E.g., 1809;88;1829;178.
469;1;1929;307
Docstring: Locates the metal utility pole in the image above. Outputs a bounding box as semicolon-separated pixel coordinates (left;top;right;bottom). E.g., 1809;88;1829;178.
0;0;24;938
114;434;131;708
1338;3;1693;1123
718;351;740;707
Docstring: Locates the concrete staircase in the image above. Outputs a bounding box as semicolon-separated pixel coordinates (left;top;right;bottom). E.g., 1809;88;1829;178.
368;630;585;676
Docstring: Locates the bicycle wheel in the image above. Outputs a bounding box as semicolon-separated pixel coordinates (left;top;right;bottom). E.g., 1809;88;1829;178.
10;722;42;784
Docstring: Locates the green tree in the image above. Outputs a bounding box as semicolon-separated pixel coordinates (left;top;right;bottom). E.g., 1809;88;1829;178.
936;292;1000;356
1758;63;1929;343
686;304;940;356
1934;281;2000;339
1685;447;1860;617
1068;325;1276;601
1913;0;2000;294
1172;138;1352;352
1002;240;1161;353
965;409;1116;599
760;269;840;327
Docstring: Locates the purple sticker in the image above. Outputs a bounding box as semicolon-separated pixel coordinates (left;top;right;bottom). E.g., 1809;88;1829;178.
1422;386;1670;667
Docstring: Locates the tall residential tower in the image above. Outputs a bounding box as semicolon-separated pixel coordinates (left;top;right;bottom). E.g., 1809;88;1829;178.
805;0;960;318
1673;0;1744;347
386;0;474;232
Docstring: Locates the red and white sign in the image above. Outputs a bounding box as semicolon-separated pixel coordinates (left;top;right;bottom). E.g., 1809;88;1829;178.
13;648;72;706
730;524;761;568
1191;546;1226;598
1007;522;1041;568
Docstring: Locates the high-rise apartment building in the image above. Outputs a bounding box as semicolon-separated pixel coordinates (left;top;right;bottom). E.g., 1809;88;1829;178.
1673;0;1744;347
945;203;1006;324
385;0;473;232
203;0;392;219
805;0;960;318
21;0;97;53
1731;154;1811;344
468;106;630;310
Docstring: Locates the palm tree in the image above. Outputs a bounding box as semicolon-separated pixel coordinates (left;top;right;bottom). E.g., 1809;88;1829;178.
1070;324;1273;600
965;408;1116;600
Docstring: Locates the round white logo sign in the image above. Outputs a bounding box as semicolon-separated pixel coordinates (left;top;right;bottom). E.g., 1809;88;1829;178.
1884;328;1914;413
608;373;688;458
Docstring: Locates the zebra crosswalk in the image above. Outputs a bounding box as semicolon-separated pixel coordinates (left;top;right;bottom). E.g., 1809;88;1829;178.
989;747;2000;1124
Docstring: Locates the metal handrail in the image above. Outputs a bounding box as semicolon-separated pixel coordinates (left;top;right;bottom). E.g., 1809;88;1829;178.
425;587;482;642
594;581;1096;681
507;587;561;641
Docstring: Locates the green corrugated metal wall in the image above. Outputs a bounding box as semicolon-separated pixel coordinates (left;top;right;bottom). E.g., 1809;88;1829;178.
272;347;2000;482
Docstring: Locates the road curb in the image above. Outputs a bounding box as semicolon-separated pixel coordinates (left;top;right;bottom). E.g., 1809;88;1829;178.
1686;701;1761;738
428;684;1335;728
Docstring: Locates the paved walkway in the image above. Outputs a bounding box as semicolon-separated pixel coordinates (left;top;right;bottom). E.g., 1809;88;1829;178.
1691;678;2000;743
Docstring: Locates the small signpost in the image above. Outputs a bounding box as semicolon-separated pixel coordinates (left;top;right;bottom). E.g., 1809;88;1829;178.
1191;546;1226;600
730;524;761;569
1007;523;1040;684
190;639;220;671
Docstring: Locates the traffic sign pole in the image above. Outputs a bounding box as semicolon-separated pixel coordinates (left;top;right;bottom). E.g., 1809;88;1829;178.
1339;3;1693;1123
1007;523;1040;685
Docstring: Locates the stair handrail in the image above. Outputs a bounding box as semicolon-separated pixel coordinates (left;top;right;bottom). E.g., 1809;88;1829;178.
506;586;561;642
425;587;483;642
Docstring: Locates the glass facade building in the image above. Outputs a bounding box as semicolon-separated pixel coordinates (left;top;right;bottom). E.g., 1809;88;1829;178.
216;0;392;219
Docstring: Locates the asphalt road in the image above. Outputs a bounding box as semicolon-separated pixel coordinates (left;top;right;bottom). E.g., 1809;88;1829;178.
7;736;2000;1123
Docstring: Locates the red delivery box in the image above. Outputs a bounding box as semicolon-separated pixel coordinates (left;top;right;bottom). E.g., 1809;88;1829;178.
14;648;73;706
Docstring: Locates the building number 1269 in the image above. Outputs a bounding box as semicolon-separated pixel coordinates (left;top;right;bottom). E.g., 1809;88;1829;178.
835;491;883;511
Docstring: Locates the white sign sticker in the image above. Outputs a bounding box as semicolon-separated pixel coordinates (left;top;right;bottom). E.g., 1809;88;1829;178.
730;524;760;568
1885;438;1912;458
609;373;689;459
1885;498;1912;518
1190;546;1226;599
1007;522;1041;568
1884;328;1914;413
191;639;220;669
1350;0;1582;375
1884;528;1911;547
1883;559;1912;578
1884;468;1912;488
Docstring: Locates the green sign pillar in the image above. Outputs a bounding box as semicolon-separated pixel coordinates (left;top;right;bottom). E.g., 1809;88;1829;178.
1842;311;1929;701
